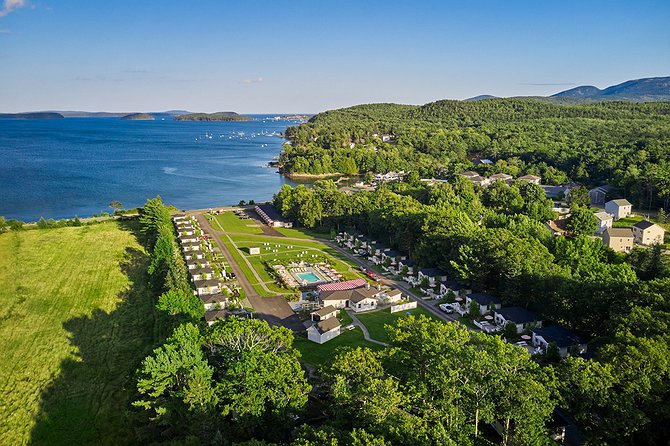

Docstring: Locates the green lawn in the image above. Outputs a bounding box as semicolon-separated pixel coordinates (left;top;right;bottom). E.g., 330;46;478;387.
612;215;645;227
355;306;441;344
294;328;383;368
0;221;156;445
210;212;263;234
275;226;331;240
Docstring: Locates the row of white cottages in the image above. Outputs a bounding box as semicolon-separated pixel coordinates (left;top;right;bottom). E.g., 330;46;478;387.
174;214;229;325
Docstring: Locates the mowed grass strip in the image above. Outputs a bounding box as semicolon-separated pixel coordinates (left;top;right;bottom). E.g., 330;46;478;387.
355;307;441;344
0;221;156;445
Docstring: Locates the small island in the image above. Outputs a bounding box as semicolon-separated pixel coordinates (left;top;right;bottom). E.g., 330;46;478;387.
175;111;252;122
0;112;64;120
120;113;155;121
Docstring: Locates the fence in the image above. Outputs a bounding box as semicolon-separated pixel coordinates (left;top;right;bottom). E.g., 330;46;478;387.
390;301;418;313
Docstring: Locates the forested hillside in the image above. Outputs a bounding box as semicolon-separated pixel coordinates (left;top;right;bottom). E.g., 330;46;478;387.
281;99;670;209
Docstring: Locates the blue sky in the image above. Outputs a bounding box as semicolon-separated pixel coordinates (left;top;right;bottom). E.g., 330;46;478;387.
0;0;668;113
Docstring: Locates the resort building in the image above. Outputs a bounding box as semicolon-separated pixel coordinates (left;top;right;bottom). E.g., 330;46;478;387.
602;227;634;253
489;173;514;183
518;174;542;185
465;293;502;315
311;305;338;322
255;203;293;228
320;284;382;312
604;199;632;221
194;279;221;296
494;306;543;334
594;211;613;234
532;325;587;358
307;318;341;344
204;310;229;326
589;185;613;205
632;220;665;246
200;293;228;312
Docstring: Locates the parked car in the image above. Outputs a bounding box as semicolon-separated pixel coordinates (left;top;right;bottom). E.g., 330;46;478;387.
439;303;455;314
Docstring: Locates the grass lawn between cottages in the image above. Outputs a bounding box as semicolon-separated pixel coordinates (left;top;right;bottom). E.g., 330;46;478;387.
355;306;441;344
209;212;367;297
294;328;383;369
0;220;156;445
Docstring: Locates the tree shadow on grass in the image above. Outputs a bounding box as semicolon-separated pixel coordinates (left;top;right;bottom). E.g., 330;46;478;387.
28;227;157;445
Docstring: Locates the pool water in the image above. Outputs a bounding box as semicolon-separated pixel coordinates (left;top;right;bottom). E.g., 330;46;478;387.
297;272;321;283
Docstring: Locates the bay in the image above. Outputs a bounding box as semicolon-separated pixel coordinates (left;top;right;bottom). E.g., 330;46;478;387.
0;116;298;221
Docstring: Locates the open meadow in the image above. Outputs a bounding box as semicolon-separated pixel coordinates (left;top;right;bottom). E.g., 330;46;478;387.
0;221;156;445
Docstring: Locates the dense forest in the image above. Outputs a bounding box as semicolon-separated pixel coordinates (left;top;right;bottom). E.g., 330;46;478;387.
129;186;670;445
272;179;670;446
280;99;670;210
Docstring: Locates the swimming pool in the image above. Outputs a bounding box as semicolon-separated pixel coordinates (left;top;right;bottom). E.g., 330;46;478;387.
297;272;321;283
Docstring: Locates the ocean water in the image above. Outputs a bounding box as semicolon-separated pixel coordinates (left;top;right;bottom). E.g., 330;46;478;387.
0;116;299;221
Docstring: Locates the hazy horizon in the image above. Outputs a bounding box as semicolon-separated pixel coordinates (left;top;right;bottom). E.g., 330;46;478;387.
1;0;669;114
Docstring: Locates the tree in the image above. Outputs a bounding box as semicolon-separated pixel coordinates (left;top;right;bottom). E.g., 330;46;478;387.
468;300;480;319
502;322;518;341
566;186;590;209
157;289;204;321
37;217;48;229
658;207;668;223
0;216;6;232
109;200;123;213
238;200;246;206
545;342;561;362
566;209;598;236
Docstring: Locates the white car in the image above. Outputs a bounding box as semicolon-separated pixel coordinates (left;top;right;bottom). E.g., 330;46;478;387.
439;303;455;314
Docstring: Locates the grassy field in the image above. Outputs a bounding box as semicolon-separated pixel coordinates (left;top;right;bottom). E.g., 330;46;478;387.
355;306;441;344
0;221;156;445
210;212;263;235
294;328;383;368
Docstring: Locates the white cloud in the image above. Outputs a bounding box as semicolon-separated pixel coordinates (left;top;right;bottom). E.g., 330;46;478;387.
0;0;27;17
242;77;264;85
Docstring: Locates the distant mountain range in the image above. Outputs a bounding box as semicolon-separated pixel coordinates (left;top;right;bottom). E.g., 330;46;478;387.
466;76;670;102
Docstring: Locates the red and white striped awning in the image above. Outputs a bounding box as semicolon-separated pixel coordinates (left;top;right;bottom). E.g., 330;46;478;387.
317;279;366;292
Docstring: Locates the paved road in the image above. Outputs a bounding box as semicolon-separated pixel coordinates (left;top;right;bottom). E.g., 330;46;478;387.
193;212;304;332
322;241;462;325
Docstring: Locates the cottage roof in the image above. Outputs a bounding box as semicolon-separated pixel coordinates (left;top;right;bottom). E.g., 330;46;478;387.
440;280;466;291
419;268;446;277
384;249;402;257
370;242;386;251
607;198;632;207
321;286;379;304
533;325;584;348
633;220;657;230
386;289;402;297
200;293;228;304
468;293;502;306
186;258;206;266
594;211;612;222
489;173;513;180
316;317;341;333
256;203;289;222
460;171;480;178
604;227;633;238
400;259;416;267
194;279;220;288
312;305;338;317
192;267;214;274
495;306;541;324
317;279;367;292
204;310;229;323
518;174;541;181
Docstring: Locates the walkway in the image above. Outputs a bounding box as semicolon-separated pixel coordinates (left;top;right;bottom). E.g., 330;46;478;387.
346;310;389;347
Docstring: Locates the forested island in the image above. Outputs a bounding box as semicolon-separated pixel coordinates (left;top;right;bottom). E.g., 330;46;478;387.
279;99;670;210
120;112;155;120
175;111;252;121
0;112;64;119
